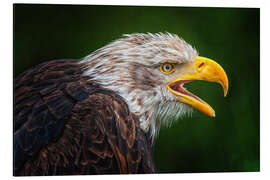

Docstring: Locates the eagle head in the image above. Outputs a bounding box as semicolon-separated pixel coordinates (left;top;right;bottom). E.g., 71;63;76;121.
81;33;228;138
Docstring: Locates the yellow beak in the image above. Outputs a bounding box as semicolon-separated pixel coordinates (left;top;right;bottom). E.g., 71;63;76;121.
166;56;229;117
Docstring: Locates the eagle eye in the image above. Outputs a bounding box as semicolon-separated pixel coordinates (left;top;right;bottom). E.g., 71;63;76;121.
160;63;175;74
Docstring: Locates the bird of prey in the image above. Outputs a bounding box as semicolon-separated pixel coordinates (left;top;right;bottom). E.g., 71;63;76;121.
14;33;228;175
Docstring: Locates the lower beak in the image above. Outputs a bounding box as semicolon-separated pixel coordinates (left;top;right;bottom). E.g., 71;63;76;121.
166;56;229;117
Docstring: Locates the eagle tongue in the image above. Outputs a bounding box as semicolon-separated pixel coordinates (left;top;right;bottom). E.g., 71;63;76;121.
176;82;202;102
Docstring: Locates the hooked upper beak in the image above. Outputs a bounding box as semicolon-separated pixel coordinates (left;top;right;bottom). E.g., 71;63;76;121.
166;56;229;117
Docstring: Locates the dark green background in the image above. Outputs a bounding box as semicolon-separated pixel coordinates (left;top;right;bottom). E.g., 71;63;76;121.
14;4;260;173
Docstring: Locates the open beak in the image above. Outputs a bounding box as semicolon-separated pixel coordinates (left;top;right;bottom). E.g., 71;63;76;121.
166;56;229;117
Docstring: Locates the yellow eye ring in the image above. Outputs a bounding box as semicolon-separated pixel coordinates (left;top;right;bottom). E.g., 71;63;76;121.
160;63;175;74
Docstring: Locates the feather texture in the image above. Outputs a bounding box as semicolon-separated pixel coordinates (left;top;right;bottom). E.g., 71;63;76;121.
14;59;155;175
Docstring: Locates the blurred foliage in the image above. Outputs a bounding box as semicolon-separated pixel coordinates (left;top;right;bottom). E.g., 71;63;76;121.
14;4;259;173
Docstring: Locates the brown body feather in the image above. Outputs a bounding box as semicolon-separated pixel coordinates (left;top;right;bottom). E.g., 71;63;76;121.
14;59;155;175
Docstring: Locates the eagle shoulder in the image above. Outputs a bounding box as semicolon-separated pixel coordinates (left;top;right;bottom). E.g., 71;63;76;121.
14;59;101;175
14;59;155;175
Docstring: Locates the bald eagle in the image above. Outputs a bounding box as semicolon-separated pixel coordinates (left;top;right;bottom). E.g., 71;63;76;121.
14;33;228;175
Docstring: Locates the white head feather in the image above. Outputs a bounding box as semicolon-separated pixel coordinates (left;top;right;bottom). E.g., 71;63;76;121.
80;32;198;138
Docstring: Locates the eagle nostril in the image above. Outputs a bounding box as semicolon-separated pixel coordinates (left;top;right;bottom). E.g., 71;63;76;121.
198;62;205;68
